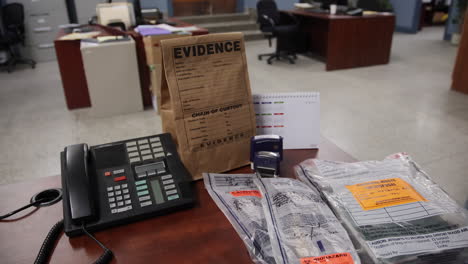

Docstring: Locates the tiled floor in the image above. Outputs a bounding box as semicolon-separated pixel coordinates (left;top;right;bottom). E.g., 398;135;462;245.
1;27;467;206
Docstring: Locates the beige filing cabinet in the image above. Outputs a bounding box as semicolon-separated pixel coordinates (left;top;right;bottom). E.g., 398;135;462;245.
80;38;143;117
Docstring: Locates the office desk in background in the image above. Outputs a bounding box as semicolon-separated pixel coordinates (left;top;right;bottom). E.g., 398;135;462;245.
289;10;396;71
0;137;355;264
54;21;208;110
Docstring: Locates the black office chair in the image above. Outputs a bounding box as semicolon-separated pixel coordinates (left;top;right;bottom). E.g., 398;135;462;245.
257;0;299;64
0;3;36;73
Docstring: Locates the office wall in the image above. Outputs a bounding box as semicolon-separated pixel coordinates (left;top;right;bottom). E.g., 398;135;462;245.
141;0;297;16
389;0;422;33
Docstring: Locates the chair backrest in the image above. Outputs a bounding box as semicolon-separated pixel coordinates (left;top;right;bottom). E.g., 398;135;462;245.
2;3;24;28
257;0;280;28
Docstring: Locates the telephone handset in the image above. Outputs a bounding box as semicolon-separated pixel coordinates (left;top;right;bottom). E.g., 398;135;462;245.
64;144;95;223
61;133;195;236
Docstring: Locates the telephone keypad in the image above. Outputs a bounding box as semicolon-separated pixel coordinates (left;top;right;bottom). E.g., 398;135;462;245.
108;182;133;214
126;136;166;164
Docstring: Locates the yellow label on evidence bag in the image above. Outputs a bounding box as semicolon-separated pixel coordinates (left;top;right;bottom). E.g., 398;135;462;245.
346;178;427;211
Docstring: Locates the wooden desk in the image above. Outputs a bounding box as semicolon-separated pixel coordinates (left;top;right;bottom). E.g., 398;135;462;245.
0;138;355;264
289;10;396;71
55;21;208;110
451;9;468;94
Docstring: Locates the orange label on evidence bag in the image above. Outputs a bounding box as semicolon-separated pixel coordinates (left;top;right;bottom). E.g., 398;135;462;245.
346;178;427;211
230;190;262;198
300;252;354;264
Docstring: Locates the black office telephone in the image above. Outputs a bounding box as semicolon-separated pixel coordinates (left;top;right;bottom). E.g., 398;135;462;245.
61;133;195;236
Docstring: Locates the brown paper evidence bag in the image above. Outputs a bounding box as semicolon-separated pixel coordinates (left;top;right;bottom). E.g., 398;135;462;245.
159;32;256;180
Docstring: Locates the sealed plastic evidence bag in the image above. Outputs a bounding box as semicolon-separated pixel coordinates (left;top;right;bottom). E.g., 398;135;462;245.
204;173;360;264
296;153;468;264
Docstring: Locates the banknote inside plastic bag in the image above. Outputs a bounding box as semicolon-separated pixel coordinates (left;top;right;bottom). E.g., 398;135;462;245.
254;176;361;264
295;153;468;264
204;173;361;264
203;173;276;264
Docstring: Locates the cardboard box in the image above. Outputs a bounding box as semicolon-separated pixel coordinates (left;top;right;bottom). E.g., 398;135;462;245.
143;33;191;65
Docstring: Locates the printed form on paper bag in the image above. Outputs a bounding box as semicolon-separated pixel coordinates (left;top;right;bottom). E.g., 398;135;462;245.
160;33;256;180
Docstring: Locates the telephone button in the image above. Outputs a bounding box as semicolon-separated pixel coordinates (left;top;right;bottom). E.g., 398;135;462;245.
113;169;125;174
149;137;160;143
104;171;111;177
115;190;122;195
107;187;113;191
151;142;162;148
137;172;147;178
166;189;177;195
138;139;149;145
140;149;151;155
123;189;129;194
154;152;165;158
139;195;150;202
126;141;137;147
147;170;156;176
167;194;180;201
161;175;172;180
142;154;153;161
114;185;121;190
125;200;131;205
124;194;130;199
127;146;138;152
164;184;175;190
137;190;149;196
140;201;153;207
136;185;148;191
122;183;128;188
117;201;124;207
116;196;123;201
108;192;115;197
111;209;118;214
135;180;146;186
163;179;174;185
152;147;163;153
114;176;127;182
110;203;116;208
109;197;115;202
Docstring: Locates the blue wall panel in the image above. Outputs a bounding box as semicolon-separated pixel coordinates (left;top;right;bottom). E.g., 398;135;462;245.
389;0;422;33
